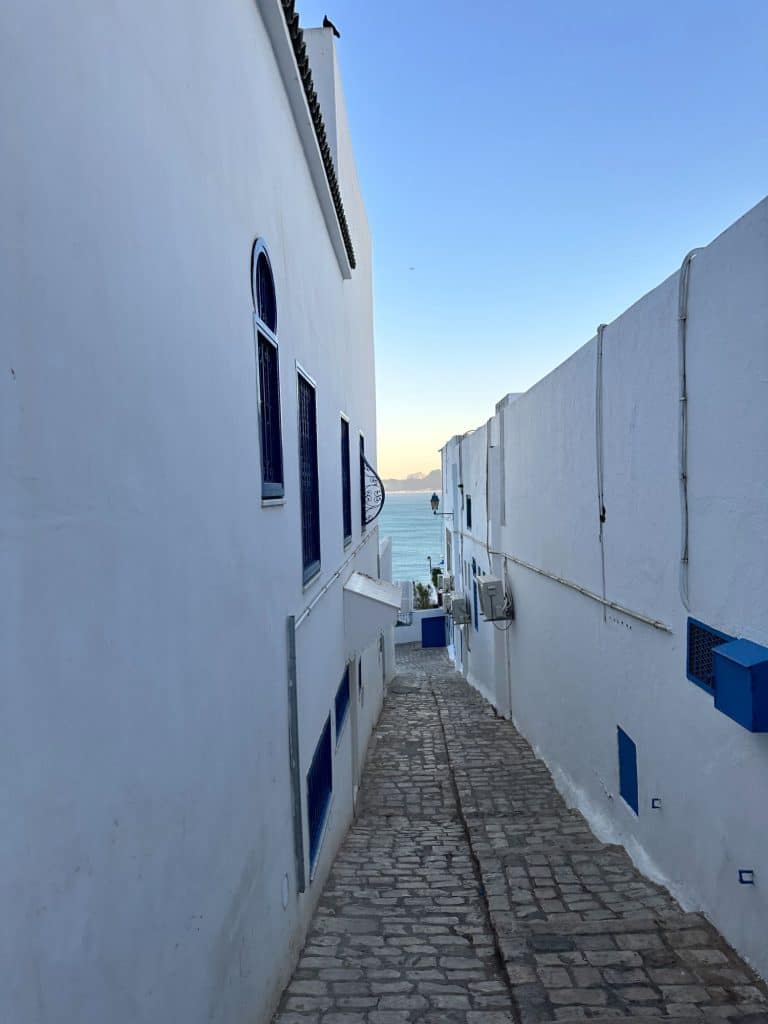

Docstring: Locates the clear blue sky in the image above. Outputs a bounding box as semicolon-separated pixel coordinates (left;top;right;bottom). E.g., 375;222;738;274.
299;0;768;478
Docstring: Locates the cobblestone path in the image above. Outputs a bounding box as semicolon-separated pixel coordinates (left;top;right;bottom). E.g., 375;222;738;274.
273;645;768;1024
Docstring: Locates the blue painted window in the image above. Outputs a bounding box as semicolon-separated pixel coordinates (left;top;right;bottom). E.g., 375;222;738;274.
359;436;366;531
466;495;472;530
473;580;479;631
252;241;283;499
687;617;733;694
341;419;352;544
617;727;638;814
358;657;364;707
335;667;350;742
298;373;321;582
307;716;332;869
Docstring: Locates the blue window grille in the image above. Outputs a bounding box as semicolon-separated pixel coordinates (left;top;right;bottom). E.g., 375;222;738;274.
473;580;479;631
307;716;333;869
617;727;638;814
257;336;283;498
359;435;366;531
335;667;350;742
687;617;733;694
298;374;321;582
252;241;283;499
341;419;352;544
466;495;472;530
254;249;277;331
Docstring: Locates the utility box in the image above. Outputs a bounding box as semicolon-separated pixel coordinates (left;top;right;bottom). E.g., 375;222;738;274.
451;595;471;625
713;638;768;732
477;575;507;621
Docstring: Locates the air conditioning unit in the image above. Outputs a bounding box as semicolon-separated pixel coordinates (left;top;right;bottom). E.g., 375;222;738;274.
443;592;454;614
451;595;471;625
477;575;510;621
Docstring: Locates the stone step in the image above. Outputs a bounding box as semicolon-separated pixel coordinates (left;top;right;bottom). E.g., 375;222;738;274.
527;912;708;936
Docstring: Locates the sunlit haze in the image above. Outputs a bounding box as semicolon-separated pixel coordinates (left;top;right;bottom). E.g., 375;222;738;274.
298;1;768;478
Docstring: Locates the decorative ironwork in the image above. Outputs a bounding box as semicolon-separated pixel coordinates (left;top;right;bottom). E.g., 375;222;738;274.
361;454;385;525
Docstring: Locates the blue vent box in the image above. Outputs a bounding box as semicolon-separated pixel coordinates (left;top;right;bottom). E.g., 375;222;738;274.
713;638;768;732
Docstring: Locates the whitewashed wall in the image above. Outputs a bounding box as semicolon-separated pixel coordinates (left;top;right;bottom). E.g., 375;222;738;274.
442;197;768;980
0;4;381;1023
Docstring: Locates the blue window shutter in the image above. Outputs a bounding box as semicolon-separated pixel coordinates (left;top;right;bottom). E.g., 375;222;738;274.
473;580;479;631
617;727;639;814
298;375;321;581
335;667;350;741
341;419;352;542
307;717;333;868
257;334;284;498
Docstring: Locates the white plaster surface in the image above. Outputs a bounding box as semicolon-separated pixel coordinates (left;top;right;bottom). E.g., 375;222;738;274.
442;197;768;981
1;4;380;1023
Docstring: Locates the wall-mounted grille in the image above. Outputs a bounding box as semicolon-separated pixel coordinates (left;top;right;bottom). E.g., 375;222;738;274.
335;667;350;741
307;716;332;869
255;251;277;331
341;419;352;542
257;334;284;498
298;375;321;581
687;618;733;693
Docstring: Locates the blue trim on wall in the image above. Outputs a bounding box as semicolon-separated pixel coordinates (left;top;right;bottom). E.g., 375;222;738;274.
335;667;350;743
617;726;638;815
307;716;333;869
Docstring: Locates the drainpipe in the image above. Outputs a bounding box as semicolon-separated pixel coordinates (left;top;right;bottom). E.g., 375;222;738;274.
678;248;702;611
595;323;608;621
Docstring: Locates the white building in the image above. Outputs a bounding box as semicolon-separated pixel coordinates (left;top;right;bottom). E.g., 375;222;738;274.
441;197;768;981
1;4;397;1022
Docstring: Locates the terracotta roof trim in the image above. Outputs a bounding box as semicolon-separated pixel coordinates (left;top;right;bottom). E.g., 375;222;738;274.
281;0;356;270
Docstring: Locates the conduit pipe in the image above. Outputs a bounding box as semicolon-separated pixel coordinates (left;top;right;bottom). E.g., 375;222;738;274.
678;247;702;611
595;323;608;619
451;527;672;633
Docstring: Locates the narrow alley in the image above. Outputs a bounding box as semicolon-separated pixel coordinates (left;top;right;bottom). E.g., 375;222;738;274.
274;645;768;1024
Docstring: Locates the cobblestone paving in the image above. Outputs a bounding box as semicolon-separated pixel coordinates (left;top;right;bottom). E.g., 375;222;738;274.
273;645;768;1024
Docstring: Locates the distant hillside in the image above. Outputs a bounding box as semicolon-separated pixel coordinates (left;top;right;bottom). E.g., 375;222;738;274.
382;468;441;492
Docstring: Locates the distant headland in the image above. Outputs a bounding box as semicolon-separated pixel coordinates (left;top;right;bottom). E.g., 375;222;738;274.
381;468;441;492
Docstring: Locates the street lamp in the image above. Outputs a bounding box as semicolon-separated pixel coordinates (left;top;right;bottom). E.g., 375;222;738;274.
430;492;452;516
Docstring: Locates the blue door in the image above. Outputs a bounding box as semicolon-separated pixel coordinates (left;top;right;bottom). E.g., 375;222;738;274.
421;615;446;648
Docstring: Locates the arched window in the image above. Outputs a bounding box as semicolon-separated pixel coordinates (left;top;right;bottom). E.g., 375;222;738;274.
252;239;284;499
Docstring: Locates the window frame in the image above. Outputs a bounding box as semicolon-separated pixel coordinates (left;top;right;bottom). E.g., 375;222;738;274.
359;433;366;533
307;715;333;875
335;666;351;745
251;239;284;501
341;414;352;547
297;366;321;585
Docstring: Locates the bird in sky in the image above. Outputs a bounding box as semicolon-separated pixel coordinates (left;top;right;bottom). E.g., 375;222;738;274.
323;15;340;38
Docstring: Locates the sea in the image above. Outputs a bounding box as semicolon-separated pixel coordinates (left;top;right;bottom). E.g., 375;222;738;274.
378;491;445;585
